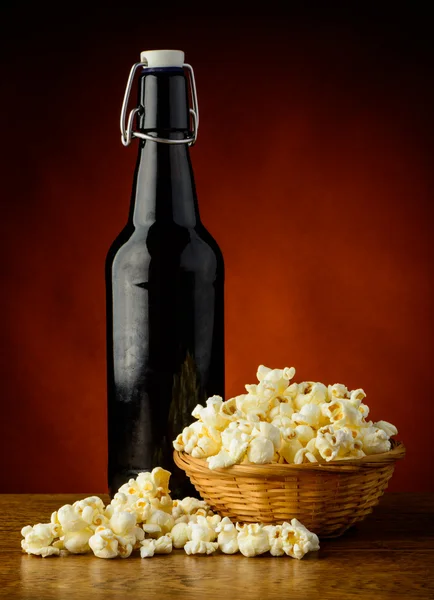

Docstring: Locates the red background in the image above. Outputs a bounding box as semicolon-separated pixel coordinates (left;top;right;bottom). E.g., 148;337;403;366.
1;9;433;492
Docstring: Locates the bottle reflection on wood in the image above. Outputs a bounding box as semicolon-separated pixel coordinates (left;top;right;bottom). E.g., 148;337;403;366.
106;50;224;498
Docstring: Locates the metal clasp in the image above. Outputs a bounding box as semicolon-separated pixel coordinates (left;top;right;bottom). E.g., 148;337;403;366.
120;62;199;147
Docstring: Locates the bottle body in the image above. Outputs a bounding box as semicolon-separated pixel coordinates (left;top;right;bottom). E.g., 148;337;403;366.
107;66;224;497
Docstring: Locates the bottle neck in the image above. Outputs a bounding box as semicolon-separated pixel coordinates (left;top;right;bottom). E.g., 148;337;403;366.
129;68;200;228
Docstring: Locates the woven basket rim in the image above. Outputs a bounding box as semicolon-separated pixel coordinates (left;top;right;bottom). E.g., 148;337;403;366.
174;439;405;476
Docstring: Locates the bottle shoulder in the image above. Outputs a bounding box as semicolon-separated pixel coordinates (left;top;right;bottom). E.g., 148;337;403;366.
106;222;224;277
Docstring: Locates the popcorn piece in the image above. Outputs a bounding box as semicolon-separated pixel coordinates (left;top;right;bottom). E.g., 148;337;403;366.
237;523;270;557
292;403;324;429
269;402;294;422
360;426;391;455
321;399;364;428
207;435;249;470
140;535;173;557
263;524;285;557
154;534;173;554
89;527;132;559
279;433;303;464
177;497;210;516
143;509;174;538
190;425;222;459
63;529;94;554
295;425;315;445
184;540;219;555
57;505;88;533
21;524;60;558
252;422;281;450
140;539;156;558
219;397;242;421
327;384;349;400
247;436;275;464
288;518;320;559
235;392;271;419
192;395;227;430
264;520;319;559
216;517;239;554
55;504;94;553
109;511;144;547
189;516;217;543
173;422;203;454
171;522;191;548
294;447;318;464
271;415;294;430
348;388;366;407
374;420;398;438
294;382;328;411
254;366;296;399
315;426;364;461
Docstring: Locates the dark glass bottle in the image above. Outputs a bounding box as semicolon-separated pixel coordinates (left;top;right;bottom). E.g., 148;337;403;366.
106;54;224;498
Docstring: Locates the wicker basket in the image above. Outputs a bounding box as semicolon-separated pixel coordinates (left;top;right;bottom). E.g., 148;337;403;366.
174;440;405;537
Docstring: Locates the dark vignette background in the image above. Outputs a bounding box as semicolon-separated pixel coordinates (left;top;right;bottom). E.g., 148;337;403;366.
0;6;433;492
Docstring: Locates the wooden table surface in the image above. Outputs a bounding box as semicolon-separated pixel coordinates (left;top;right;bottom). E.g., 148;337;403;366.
0;493;433;600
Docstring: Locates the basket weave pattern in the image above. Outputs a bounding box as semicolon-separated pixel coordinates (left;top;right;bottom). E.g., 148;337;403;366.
174;441;405;537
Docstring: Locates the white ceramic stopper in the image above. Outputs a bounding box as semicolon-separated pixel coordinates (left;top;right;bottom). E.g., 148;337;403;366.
140;49;185;68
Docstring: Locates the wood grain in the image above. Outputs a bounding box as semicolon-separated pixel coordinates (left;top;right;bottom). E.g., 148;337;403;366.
1;493;433;600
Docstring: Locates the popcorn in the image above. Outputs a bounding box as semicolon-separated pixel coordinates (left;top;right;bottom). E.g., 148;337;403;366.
20;462;322;562
321;399;364;429
292;403;324;429
360;426;391;455
189;516;217;543
192;395;227;430
252;422;281;450
21;524;60;558
279;434;303;464
140;535;173;557
315;426;364;461
89;527;133;559
171;522;191;548
294;382;328;410
235;392;271;419
294;447;318;464
294;425;315;445
264;520;319;559
328;384;350;400
207;433;250;470
142;509;174;538
348;388;366;407
109;511;144;547
219;397;242;421
139;539;156;558
269;402;294;422
54;504;94;554
288;519;320;559
57;504;88;533
247;436;275;464
215;517;239;554
173;364;397;467
190;425;222;459
184;540;219;555
236;523;270;557
374;420;398;438
175;497;211;516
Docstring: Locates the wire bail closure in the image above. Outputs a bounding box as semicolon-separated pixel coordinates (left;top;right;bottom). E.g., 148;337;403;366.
120;62;199;147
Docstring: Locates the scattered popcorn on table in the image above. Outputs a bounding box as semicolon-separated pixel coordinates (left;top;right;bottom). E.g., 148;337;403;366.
20;467;320;560
174;365;398;467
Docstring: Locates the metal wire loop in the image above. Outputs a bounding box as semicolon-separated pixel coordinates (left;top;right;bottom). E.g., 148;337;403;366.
120;62;199;147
